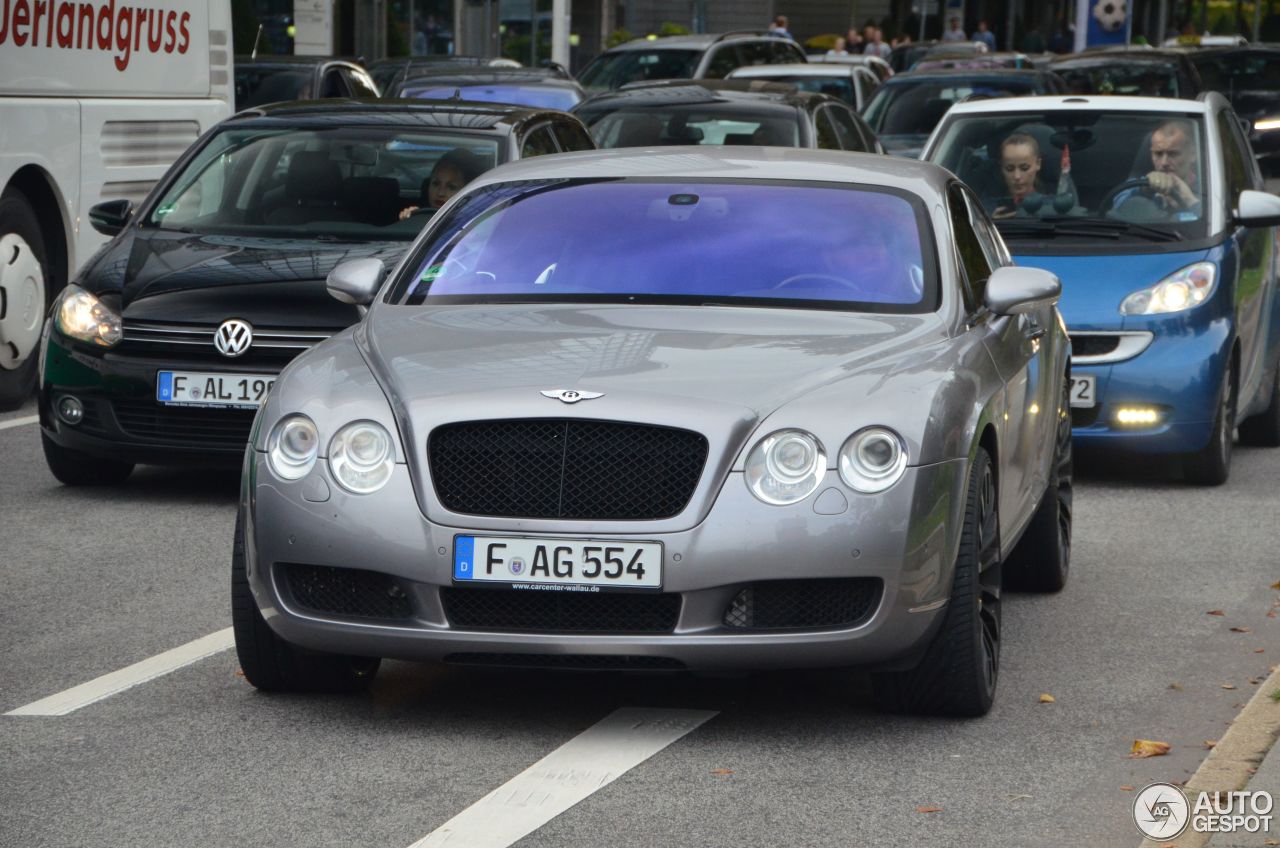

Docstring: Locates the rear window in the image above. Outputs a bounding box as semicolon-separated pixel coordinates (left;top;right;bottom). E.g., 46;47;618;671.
399;84;581;110
235;67;312;110
1054;62;1181;97
864;78;1039;135
578;103;801;147
742;74;855;106
393;180;936;312
577;49;702;92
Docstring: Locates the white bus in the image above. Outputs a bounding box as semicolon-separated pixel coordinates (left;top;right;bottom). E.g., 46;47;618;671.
0;0;232;409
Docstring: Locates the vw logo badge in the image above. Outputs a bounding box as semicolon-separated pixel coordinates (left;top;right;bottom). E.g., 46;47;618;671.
214;319;253;358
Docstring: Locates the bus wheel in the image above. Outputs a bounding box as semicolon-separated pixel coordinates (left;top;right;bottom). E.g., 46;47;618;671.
0;187;49;411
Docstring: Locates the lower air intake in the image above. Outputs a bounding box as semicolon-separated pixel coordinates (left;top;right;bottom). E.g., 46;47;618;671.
282;563;413;620
723;578;881;630
441;587;680;633
444;653;686;671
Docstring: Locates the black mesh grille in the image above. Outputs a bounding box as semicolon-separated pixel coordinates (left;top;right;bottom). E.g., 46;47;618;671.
441;587;680;633
723;579;881;630
1070;335;1120;357
112;398;257;449
1071;407;1100;428
428;419;708;520
444;653;686;670
282;563;413;620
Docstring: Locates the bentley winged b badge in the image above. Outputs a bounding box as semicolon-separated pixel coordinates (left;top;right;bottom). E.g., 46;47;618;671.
540;389;604;404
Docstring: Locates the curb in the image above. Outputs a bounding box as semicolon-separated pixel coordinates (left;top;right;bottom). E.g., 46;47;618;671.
1138;662;1280;848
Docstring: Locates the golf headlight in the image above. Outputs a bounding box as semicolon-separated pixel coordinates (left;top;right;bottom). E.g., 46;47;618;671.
55;285;122;347
267;414;319;480
1255;116;1280;132
744;429;826;505
329;421;395;494
1120;262;1216;315
839;427;908;493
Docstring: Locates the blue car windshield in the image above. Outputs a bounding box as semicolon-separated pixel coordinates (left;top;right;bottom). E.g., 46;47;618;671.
400;84;582;110
394;180;936;312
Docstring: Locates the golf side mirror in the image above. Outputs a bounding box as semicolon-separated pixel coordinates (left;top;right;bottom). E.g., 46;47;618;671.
88;199;133;237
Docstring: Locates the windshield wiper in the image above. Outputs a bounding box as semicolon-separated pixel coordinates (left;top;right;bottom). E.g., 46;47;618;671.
995;217;1184;242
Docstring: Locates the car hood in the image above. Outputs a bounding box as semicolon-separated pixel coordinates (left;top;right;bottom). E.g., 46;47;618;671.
363;302;948;416
80;229;408;327
1011;247;1213;329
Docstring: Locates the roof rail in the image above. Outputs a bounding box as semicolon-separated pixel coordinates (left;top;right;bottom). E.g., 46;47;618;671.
713;30;774;43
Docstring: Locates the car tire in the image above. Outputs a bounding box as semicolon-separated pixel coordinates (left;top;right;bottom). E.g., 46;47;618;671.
1239;362;1280;447
1183;359;1235;486
873;446;1001;717
1004;374;1072;593
41;431;133;486
0;188;52;411
231;513;380;693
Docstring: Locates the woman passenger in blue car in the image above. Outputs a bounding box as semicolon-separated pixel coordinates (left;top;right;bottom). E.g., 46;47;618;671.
990;133;1046;219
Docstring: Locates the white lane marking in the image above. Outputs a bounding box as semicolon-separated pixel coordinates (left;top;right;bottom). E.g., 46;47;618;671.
410;706;717;848
0;415;38;431
6;628;234;716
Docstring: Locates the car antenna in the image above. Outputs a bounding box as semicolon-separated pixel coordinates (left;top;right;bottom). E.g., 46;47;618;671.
451;88;462;100
251;24;263;61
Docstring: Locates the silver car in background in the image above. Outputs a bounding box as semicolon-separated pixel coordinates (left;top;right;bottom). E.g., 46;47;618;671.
234;148;1072;717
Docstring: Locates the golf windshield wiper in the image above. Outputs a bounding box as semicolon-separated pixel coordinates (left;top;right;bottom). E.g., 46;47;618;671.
1040;216;1185;242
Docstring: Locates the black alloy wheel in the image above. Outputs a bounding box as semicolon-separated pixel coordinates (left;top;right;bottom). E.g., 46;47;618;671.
874;446;1001;717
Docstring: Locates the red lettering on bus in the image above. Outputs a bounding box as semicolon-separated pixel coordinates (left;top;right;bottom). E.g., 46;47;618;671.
95;0;112;50
145;2;160;51
176;9;188;52
12;0;29;47
0;0;10;45
162;7;174;52
112;5;129;69
75;0;92;48
132;7;143;52
54;0;71;46
31;0;43;45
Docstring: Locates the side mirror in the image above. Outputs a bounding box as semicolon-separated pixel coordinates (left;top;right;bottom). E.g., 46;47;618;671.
88;199;133;237
327;257;386;307
1234;189;1280;227
984;266;1061;315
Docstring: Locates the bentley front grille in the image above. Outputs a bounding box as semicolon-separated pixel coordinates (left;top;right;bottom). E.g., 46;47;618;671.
111;398;257;448
428;419;708;520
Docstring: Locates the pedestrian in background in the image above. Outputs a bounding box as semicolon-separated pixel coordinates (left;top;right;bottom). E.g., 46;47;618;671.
768;15;793;39
846;27;864;51
826;36;849;57
974;20;996;51
943;16;967;41
864;27;892;58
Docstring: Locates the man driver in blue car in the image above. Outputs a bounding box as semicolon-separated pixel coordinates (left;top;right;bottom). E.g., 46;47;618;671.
1115;119;1202;219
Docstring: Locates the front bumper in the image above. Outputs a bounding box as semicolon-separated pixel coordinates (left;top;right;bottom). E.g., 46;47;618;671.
243;452;969;672
1070;318;1230;453
39;331;277;466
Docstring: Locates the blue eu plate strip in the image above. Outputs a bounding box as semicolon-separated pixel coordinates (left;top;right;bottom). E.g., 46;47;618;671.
454;536;475;580
157;371;174;401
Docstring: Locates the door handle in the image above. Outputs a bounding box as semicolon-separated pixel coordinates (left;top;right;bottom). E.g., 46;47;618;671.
1024;315;1046;340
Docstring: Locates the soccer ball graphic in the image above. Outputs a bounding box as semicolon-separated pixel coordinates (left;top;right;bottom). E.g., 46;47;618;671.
1093;0;1127;32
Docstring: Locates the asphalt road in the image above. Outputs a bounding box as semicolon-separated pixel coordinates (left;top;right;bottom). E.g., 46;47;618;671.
2;398;1278;848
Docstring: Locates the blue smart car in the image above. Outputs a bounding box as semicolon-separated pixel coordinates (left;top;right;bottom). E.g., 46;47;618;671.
925;94;1280;483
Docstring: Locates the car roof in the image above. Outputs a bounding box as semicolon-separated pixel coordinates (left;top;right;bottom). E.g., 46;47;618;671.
1050;49;1191;66
462;146;950;196
398;68;574;85
884;67;1048;83
731;63;858;77
939;94;1212;117
227;98;565;129
604;32;794;52
578;79;822;109
234;55;357;67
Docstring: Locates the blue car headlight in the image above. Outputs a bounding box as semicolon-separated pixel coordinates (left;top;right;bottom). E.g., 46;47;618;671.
1119;262;1217;316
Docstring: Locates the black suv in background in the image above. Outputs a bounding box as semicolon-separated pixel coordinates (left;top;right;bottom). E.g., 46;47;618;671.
1185;46;1280;175
39;100;595;485
233;56;381;109
577;32;807;94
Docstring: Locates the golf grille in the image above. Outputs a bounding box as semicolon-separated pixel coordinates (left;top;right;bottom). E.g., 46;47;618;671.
112;398;257;449
428;419;708;520
444;653;686;670
723;579;881;630
282;563;413;620
441;587;680;633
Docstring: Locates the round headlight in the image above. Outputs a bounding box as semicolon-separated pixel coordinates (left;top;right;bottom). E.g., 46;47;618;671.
744;429;826;505
839;427;908;493
267;414;319;480
329;420;395;494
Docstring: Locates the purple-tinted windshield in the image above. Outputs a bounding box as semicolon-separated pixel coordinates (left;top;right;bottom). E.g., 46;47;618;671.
400;180;934;311
401;84;582;110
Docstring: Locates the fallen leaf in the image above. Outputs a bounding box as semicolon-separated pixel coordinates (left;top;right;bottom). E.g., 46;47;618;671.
916;806;943;814
710;768;733;776
1120;785;1135;791
1038;693;1056;703
1223;683;1238;690
1271;581;1280;590
1204;739;1218;749
1006;794;1032;802
1263;837;1278;845
1169;682;1184;691
1131;739;1172;758
1269;610;1277;618
1231;626;1253;633
1251;678;1263;685
234;669;245;677
1207;609;1226;616
1256;648;1267;653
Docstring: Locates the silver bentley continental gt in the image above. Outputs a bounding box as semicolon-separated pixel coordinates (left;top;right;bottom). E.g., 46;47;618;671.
233;148;1072;716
